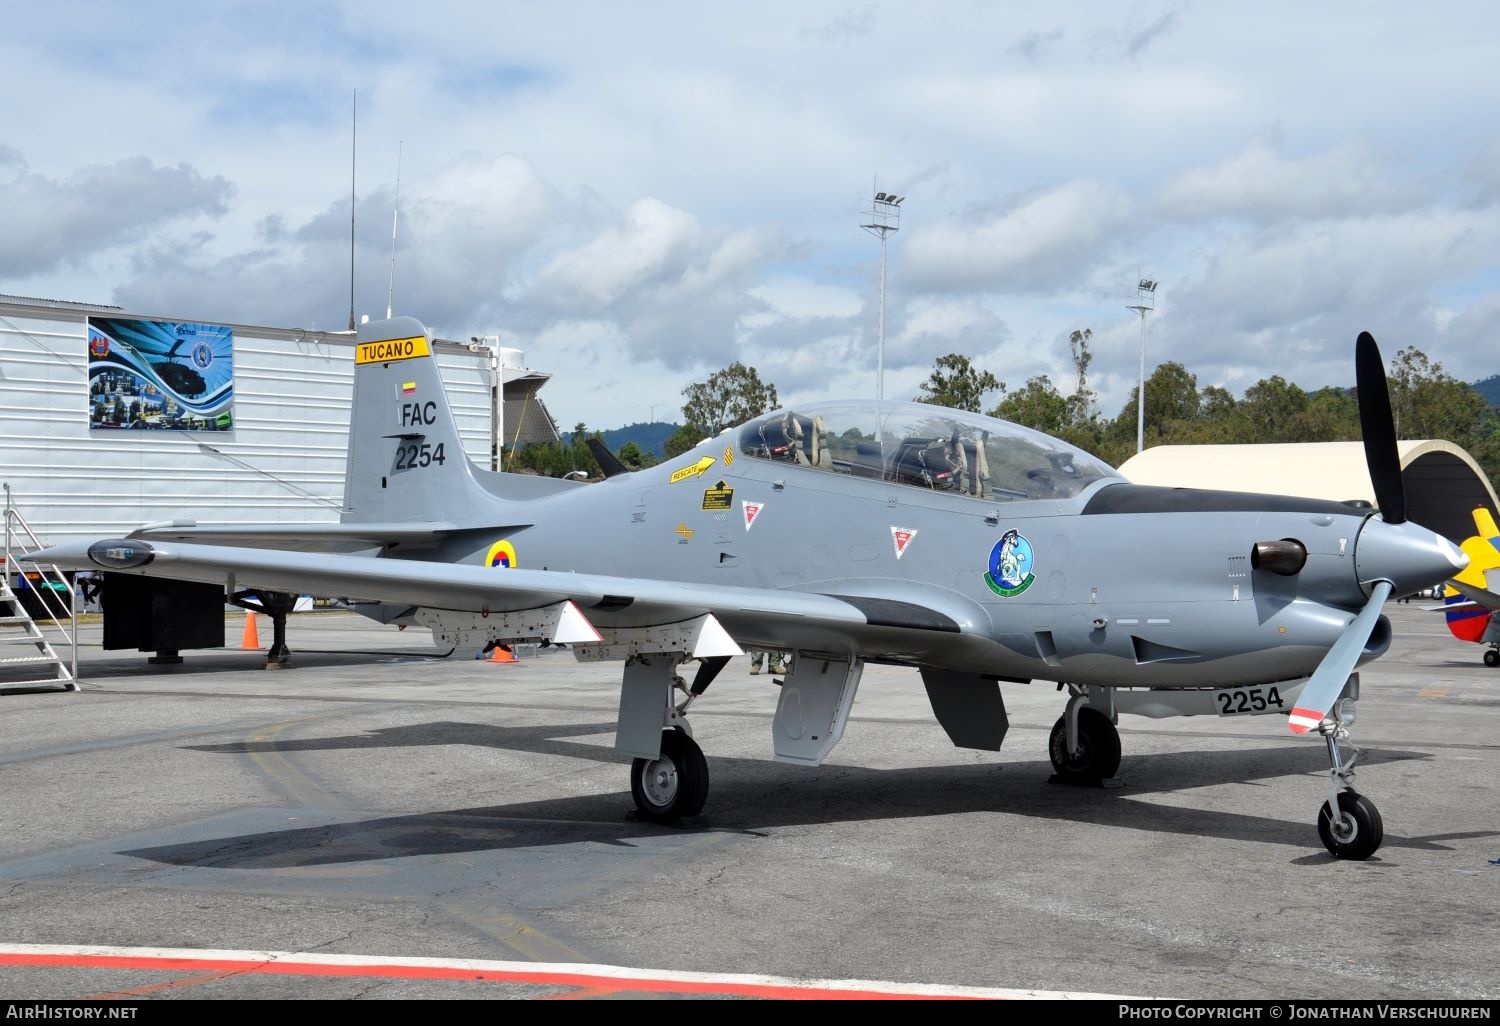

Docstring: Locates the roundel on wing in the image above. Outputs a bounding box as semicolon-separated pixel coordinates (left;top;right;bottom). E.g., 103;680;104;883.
486;540;517;569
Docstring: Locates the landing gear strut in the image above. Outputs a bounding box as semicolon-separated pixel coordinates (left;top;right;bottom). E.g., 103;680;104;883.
620;653;727;824
230;589;297;669
1316;716;1383;860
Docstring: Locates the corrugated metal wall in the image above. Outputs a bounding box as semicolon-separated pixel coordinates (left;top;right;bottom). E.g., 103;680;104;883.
0;302;494;546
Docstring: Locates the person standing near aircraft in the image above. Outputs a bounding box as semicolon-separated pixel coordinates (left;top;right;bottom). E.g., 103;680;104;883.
748;649;787;675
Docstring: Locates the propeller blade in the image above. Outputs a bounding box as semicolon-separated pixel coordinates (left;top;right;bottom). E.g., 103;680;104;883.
1355;331;1406;524
1287;580;1392;734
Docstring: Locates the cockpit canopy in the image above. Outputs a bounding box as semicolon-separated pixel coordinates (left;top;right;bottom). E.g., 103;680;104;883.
737;400;1120;501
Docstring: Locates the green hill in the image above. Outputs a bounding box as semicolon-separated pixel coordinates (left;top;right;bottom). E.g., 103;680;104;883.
1472;375;1500;406
599;422;681;459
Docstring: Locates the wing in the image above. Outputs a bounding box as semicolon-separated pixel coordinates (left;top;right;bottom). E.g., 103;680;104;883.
1447;579;1500;613
27;538;994;663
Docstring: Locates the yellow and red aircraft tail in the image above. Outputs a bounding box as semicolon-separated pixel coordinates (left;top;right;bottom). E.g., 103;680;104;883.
1444;506;1500;643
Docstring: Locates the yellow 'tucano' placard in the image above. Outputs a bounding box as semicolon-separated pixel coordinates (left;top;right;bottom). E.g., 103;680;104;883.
356;335;431;365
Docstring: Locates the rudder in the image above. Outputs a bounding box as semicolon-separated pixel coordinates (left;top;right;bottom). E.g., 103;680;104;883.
1444;505;1500;642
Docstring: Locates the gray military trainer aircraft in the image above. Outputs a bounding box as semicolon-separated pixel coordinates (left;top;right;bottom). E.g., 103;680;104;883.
30;317;1466;860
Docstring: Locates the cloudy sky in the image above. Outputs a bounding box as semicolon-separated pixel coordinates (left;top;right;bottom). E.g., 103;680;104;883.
4;2;1498;431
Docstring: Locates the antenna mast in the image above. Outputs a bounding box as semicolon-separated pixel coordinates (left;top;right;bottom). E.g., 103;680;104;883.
347;90;357;332
387;140;402;319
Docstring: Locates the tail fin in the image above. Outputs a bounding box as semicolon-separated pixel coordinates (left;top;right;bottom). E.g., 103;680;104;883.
1444;505;1500;642
341;316;491;524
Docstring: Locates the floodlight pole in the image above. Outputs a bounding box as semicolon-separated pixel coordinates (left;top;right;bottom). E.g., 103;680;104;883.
1126;277;1157;453
861;186;903;401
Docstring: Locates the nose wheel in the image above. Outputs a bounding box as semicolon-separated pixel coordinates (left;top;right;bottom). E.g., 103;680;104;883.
1318;790;1384;860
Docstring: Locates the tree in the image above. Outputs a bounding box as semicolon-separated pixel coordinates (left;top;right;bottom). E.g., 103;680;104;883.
681;363;780;435
1386;346;1486;446
916;353;1002;412
663;424;703;458
990;375;1069;436
1098;361;1204;464
1237;376;1310;442
1066;329;1097;428
616;440;646;470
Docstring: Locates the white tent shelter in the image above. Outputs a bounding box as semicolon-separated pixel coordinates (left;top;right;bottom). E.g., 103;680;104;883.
1118;440;1499;544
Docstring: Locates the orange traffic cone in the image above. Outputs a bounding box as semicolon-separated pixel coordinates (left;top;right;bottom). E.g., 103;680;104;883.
241;611;262;650
487;643;517;663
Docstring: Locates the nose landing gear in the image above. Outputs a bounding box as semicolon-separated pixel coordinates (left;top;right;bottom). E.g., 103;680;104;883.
1316;713;1383;860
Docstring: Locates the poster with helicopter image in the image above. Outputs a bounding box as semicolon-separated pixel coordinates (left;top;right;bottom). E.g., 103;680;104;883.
86;317;234;431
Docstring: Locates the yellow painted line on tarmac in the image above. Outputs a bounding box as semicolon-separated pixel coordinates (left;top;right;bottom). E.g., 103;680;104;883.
247;715;343;810
1418;688;1451;699
245;716;590;966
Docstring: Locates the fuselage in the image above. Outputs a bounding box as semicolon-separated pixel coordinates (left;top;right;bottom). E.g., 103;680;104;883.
411;400;1462;690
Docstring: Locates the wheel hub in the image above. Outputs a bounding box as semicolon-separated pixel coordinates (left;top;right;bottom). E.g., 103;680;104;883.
640;755;679;806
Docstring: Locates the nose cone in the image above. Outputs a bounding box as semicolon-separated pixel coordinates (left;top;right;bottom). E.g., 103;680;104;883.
1355;517;1468;596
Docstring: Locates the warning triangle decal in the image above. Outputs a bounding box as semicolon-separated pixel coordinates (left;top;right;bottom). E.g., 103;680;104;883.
891;525;917;559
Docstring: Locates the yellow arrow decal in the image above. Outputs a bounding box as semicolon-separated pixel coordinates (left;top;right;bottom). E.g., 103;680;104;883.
670;456;717;484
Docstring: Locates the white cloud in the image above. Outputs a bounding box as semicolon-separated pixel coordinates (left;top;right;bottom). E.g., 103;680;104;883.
0;152;233;278
905;181;1137;292
1159;140;1421;223
537;199;701;307
4;2;1500;432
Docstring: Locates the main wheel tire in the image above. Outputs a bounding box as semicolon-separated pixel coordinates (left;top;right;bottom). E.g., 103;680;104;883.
1317;790;1384;860
630;728;710;823
1048;707;1122;784
1483;649;1499;668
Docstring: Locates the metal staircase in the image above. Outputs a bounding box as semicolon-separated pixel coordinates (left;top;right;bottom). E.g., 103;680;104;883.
2;484;78;693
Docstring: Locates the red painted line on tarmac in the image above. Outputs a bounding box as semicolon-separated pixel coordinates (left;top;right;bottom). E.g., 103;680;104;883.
83;970;242;999
0;944;1139;999
1;950;982;1000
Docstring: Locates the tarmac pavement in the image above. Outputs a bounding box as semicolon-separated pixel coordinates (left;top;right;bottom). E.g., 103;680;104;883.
0;603;1496;1000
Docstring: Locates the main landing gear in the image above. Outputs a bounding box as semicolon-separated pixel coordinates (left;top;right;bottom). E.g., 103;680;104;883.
622;654;726;825
1049;688;1122;785
631;727;709;824
1483;646;1499;668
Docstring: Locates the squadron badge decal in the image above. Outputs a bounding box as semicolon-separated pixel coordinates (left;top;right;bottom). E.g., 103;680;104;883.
984;529;1035;597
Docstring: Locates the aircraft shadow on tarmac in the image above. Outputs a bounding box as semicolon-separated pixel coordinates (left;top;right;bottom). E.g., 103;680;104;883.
116;720;1495;869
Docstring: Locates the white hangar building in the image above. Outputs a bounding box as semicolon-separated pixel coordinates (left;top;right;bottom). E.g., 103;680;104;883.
1119;441;1500;545
0;295;561;549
